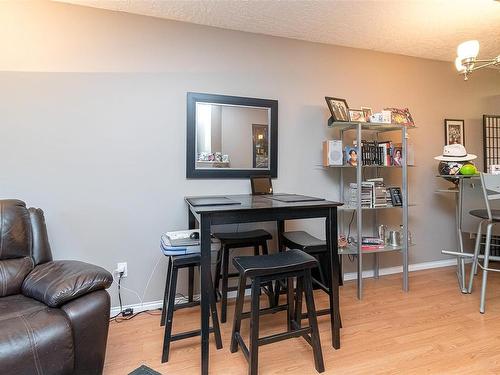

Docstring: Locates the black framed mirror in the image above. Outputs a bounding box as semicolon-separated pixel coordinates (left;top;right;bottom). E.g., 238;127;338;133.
186;92;278;178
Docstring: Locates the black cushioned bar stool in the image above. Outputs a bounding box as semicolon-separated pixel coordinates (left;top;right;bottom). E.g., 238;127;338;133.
213;229;273;323
160;253;222;363
231;249;325;375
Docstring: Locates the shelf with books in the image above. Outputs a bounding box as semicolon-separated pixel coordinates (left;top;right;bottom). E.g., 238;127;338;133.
326;119;413;299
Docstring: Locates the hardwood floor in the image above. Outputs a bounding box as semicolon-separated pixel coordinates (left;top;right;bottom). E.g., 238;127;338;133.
104;266;500;374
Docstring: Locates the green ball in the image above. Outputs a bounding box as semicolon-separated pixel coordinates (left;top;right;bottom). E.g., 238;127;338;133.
460;163;477;175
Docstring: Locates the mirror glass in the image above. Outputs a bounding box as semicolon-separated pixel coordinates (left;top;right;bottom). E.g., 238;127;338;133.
187;92;277;179
195;103;270;170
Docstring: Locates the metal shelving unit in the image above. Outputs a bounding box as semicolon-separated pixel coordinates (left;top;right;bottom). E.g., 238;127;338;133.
329;121;415;299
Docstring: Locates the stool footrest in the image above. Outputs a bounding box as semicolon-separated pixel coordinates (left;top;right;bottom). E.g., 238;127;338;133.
300;308;331;320
171;327;216;342
259;326;311;346
290;320;313;347
173;301;200;311
240;304;288;319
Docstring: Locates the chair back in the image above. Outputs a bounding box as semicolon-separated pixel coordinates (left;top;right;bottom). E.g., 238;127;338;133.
480;173;500;220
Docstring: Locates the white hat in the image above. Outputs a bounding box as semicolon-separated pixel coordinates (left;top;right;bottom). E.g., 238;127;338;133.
434;144;477;161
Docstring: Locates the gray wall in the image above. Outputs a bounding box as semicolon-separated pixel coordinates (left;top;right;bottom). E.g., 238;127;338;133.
1;1;499;308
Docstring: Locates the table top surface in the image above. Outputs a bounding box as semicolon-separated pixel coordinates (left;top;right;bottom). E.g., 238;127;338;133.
185;193;342;214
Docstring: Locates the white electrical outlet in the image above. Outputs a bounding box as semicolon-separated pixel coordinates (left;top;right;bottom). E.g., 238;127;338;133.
115;262;128;278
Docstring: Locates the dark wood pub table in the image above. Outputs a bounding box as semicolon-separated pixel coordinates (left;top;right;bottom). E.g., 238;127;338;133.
185;194;342;375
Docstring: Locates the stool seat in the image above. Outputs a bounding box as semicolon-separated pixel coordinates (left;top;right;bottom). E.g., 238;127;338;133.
282;231;326;253
233;249;318;277
213;229;273;323
170;253;201;266
470;209;500;221
213;229;272;244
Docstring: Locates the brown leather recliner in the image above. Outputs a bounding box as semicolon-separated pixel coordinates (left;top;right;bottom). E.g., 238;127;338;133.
0;199;113;375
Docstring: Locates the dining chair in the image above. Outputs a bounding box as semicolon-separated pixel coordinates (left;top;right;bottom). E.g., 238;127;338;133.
467;172;500;313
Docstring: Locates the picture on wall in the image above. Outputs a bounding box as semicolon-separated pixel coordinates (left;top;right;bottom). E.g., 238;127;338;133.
325;97;349;122
445;119;465;146
252;124;269;168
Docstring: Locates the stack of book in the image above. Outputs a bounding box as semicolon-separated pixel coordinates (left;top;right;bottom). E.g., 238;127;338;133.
362;237;385;249
351;237;386;250
348;182;373;208
348;180;388;208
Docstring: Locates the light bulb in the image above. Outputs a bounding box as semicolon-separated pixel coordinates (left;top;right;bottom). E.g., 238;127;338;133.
457;40;480;60
455;56;465;72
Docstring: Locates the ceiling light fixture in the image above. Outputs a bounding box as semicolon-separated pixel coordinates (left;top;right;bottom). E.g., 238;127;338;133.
455;40;500;80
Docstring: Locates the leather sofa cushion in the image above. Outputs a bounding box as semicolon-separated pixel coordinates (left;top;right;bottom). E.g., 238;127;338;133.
0;294;46;322
0;306;74;375
22;260;113;308
0;200;32;260
0;257;34;297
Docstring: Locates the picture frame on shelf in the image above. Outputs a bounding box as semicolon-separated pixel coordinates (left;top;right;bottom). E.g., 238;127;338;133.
391;144;403;166
361;107;373;121
344;146;358;166
325;97;349;122
444;119;465;146
384;107;414;126
348;109;367;122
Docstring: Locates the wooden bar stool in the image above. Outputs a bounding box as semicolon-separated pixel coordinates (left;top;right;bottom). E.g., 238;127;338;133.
275;231;342;323
213;229;273;323
160;253;222;363
230;249;325;375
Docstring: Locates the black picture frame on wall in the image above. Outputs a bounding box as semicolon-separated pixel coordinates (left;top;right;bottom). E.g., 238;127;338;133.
186;92;278;179
444;119;465;146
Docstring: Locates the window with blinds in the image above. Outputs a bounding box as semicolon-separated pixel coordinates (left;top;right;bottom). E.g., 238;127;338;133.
483;115;500;171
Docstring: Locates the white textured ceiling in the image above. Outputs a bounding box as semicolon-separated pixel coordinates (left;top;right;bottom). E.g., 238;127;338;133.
56;0;500;62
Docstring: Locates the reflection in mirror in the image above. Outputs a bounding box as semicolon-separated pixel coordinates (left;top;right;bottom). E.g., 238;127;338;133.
195;103;270;170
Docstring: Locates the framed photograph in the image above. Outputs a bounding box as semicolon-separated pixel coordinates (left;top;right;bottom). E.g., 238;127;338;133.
325;97;349;122
384;107;414;126
444;119;465;146
391;145;403;166
344;146;358;166
348;109;366;122
361;107;372;121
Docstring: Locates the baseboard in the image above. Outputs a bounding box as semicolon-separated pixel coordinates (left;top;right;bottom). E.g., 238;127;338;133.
342;258;463;281
110;257;462;315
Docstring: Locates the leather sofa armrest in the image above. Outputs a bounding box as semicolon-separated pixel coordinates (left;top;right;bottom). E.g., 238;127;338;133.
22;260;113;307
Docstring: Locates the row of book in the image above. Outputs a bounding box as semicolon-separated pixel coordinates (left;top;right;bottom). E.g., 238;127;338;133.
345;140;403;166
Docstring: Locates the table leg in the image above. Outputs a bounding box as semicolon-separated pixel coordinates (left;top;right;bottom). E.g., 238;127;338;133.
277;220;285;252
188;209;196;230
272;220;286;307
326;207;341;349
188;209;197;302
199;215;211;375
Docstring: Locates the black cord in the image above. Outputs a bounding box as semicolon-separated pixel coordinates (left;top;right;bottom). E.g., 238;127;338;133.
347;210;356;262
346;210;356;242
112;308;162;323
118;273;123;313
109;272;125;321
